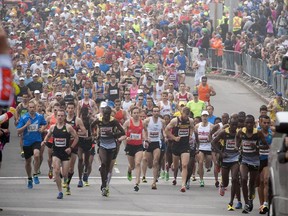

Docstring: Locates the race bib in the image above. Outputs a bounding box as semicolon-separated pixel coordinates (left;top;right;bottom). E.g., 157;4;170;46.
100;127;113;137
54;138;66;147
134;71;141;78
17;96;23;103
178;129;189;137
226;139;236;150
130;133;141;140
27;124;38;132
169;74;176;81
242;140;256;153
149;131;160;139
110;89;118;95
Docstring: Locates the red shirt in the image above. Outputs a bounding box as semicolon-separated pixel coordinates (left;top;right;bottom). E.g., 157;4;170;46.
126;119;143;146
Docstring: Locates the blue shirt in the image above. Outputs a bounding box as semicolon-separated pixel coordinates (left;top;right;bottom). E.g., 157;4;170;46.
17;112;47;146
208;115;217;124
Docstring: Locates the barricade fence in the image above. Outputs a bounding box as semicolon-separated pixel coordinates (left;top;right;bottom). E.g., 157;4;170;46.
186;46;288;100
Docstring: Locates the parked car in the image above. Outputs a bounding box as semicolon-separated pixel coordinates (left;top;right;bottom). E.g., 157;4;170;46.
268;112;288;216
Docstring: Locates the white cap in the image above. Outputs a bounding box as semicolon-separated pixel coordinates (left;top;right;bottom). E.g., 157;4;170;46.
162;37;167;40
117;33;122;36
128;30;133;34
95;62;100;67
55;92;62;96
19;77;25;81
201;110;209;116
32;73;38;77
43;61;48;64
52;52;57;57
100;101;107;108
179;48;184;51
169;50;174;54
85;32;91;37
137;89;143;94
34;90;40;94
111;28;115;32
59;69;65;73
158;75;164;81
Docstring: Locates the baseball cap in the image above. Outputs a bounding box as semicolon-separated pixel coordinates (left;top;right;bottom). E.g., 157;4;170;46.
170;63;176;67
201;110;209;116
59;69;65;73
100;101;107;108
158;75;164;81
95;62;100;67
19;77;25;81
43;61;48;64
55;92;62;96
34;90;40;94
137;89;143;94
52;53;57;57
32;73;38;77
169;50;174;54
112;40;116;44
277;92;283;97
179;48;184;52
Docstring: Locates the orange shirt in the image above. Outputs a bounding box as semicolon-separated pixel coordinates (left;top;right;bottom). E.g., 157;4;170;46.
198;83;211;102
95;46;105;60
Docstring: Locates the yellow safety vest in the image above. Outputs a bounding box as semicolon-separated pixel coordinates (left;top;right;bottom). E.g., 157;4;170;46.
233;17;242;32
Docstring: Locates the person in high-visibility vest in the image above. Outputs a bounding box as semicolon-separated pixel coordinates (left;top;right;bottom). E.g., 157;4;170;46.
233;12;242;35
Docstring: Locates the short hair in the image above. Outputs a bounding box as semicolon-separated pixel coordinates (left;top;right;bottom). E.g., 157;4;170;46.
66;102;75;107
260;105;268;112
53;102;60;108
114;99;121;103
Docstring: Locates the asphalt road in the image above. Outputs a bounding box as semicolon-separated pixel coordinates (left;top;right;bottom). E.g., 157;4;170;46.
0;77;265;216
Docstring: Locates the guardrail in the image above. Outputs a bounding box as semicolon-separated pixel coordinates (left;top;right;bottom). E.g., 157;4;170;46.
186;46;288;100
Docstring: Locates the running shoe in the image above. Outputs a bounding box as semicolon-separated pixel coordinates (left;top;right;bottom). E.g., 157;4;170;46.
219;186;225;196
134;184;139;192
142;176;147;183
84;181;90;187
33;175;40;184
248;199;253;212
62;182;67;188
20;151;24;158
165;172;169;181
127;171;132;181
65;186;71;195
57;192;63;199
106;186;110;197
200;180;205;187
160;171;165;179
227;204;235;211
235;202;243;209
186;179;190;190
101;187;108;197
172;179;177;186
192;175;197;181
215;180;219;188
77;180;83;188
259;204;269;214
242;204;250;214
27;179;33;189
180;186;186;193
151;183;157;190
83;173;88;182
48;169;53;179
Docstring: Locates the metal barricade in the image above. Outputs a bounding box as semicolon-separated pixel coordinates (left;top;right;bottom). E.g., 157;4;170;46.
187;46;288;99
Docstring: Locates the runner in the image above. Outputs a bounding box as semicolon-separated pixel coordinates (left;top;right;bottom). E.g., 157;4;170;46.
165;107;194;192
123;107;144;192
235;114;269;214
197;76;216;106
195;110;214;187
212;117;240;211
91;106;125;196
143;106;166;189
16;101;47;189
257;115;273;214
65;102;87;191
41;109;79;199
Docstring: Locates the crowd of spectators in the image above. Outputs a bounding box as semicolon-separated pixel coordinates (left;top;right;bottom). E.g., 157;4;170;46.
0;0;287;88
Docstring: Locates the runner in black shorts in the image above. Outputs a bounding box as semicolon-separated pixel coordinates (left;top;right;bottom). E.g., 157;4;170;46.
42;109;79;199
165;107;194;192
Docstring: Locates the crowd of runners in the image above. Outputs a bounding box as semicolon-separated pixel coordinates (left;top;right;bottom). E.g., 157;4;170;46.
0;0;287;215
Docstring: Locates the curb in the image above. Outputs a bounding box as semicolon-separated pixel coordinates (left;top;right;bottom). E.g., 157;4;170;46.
187;73;270;104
